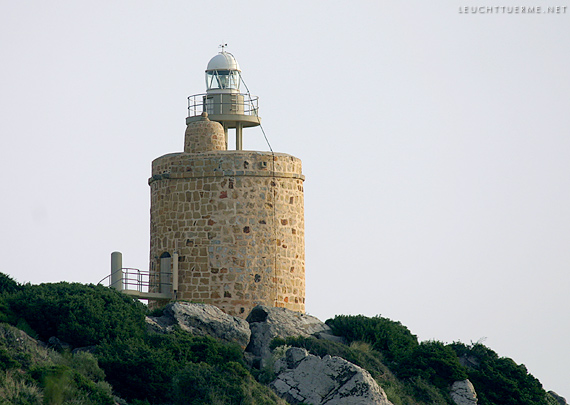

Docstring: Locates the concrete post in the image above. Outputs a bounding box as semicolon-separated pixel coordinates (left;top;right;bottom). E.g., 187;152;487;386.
111;251;123;291
236;122;243;150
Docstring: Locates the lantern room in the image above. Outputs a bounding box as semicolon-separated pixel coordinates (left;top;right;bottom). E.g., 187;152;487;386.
186;48;261;150
206;52;241;93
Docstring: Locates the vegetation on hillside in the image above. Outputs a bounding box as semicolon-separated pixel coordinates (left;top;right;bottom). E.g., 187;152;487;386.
0;322;114;404
96;331;283;404
450;342;549;405
268;335;450;404
2;282;147;347
0;274;285;404
322;315;552;405
0;273;559;404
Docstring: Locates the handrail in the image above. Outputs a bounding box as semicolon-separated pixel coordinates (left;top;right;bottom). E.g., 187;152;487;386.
98;268;172;295
187;92;259;118
97;274;111;286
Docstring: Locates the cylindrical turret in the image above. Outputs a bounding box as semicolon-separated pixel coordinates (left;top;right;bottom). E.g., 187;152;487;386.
184;112;226;153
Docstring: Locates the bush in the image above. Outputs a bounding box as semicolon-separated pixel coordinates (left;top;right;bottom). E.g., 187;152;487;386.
30;353;114;405
0;347;21;371
96;331;247;404
0;323;113;404
0;273;22;324
450;343;548;405
403;376;449;404
5;282;147;347
96;337;175;403
326;315;418;364
396;341;467;389
323;316;466;404
0;371;43;405
173;361;284;405
0;273;21;294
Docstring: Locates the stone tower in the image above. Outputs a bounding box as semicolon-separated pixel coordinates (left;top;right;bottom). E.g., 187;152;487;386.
148;50;305;317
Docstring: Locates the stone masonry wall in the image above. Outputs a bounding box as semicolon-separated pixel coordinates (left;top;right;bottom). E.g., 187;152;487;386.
149;150;305;318
184;113;226;153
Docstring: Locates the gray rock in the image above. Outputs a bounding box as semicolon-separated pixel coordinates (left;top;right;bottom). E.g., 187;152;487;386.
146;302;251;348
0;324;50;363
145;313;176;333
458;354;481;369
246;305;338;365
315;331;346;344
72;345;97;355
48;336;71;351
450;380;478;405
271;347;393;405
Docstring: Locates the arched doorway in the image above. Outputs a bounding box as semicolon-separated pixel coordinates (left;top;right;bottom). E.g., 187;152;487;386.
159;252;171;294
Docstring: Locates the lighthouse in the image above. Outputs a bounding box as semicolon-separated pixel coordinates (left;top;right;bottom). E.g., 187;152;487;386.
147;48;306;317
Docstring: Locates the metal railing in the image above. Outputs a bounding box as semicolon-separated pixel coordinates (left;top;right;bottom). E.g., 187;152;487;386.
187;93;259;118
99;268;172;295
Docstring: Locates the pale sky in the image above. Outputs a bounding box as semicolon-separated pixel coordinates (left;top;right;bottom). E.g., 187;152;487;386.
1;0;568;398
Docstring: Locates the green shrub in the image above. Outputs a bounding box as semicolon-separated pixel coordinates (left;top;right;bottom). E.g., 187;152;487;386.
326;315;418;364
323;316;468;404
0;273;21;324
5;282;147;347
450;343;548;405
65;352;106;382
173;361;284;405
0;273;21;294
96;337;175;403
30;362;114;405
97;329;285;404
41;365;74;405
0;371;43;405
0;347;21;371
403;376;449;404
396;341;467;389
0;300;11;325
96;330;247;403
71;372;114;405
148;306;165;317
0;323;112;404
15;318;38;340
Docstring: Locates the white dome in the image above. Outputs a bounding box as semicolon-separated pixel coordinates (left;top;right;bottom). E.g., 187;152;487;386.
206;52;241;72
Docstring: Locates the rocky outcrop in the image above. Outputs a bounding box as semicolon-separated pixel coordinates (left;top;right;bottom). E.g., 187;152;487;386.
450;380;478;404
146;302;251;348
0;323;50;364
270;347;393;405
246;305;341;366
48;336;71;351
